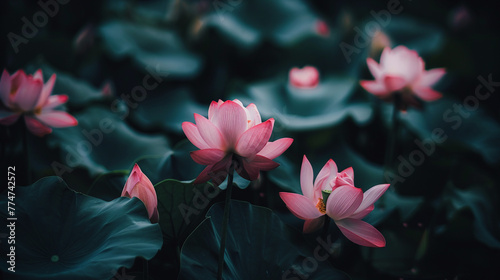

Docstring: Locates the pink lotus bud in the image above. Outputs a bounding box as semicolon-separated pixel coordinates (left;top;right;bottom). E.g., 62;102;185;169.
316;20;330;37
289;66;320;89
122;164;159;223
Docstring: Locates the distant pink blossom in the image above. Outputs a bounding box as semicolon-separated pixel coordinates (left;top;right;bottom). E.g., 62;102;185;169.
182;99;293;184
360;46;446;110
101;80;114;97
280;155;389;247
122;164;159;223
289;66;320;89
0;69;77;136
316;20;330;37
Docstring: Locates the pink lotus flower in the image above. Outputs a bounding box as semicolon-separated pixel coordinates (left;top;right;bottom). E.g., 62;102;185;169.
289;66;320;89
122;164;159;223
279;155;339;233
360;46;446;110
280;155;390;247
0;69;78;136
182;99;293;184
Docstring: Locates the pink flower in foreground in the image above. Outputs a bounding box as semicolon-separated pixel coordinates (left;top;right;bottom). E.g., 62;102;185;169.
122;164;159;223
0;69;78;136
279;155;340;233
280;155;390;247
182;99;293;184
289;66;320;89
360;46;446;110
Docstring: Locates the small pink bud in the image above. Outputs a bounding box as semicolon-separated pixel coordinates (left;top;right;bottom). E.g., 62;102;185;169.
101;80;114;97
122;164;159;223
289;66;320;89
316;20;330;37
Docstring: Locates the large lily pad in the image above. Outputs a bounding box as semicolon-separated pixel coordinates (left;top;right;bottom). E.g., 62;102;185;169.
155;179;220;249
39;65;107;107
130;88;207;133
179;200;350;279
47;106;170;176
235;76;372;131
0;177;163;280
99;20;202;78
201;0;324;49
443;185;500;248
397;97;500;164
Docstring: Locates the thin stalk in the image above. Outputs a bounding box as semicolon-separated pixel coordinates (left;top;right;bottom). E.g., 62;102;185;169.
385;93;401;168
321;216;330;240
22;125;32;185
217;163;234;280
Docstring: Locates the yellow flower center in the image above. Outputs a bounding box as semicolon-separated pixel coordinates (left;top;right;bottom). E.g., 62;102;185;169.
316;198;326;214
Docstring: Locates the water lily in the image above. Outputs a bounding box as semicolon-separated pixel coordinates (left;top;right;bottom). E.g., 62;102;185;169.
182;99;293;184
0;69;77;136
280;155;390;247
326;183;389;247
360;46;446;110
289;66;320;89
279;155;345;233
122;164;159;223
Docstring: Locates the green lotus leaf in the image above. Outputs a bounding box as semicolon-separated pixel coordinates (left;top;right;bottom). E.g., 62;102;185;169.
202;0;324;49
47;106;170;176
130;88;207;133
398;97;500;164
235;76;372;131
155;179;220;250
99;20;202;78
179;200;349;279
0;177;163;280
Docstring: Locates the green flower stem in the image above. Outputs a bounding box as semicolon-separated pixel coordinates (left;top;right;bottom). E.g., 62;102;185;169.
22;125;32;185
384;93;402;192
217;162;235;280
385;93;401;167
143;258;149;280
321;215;330;240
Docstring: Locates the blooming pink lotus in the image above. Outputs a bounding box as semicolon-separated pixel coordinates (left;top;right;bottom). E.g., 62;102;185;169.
182;99;293;184
0;69;78;136
289;66;320;89
360;46;446;110
280;155;390;247
122;164;159;223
